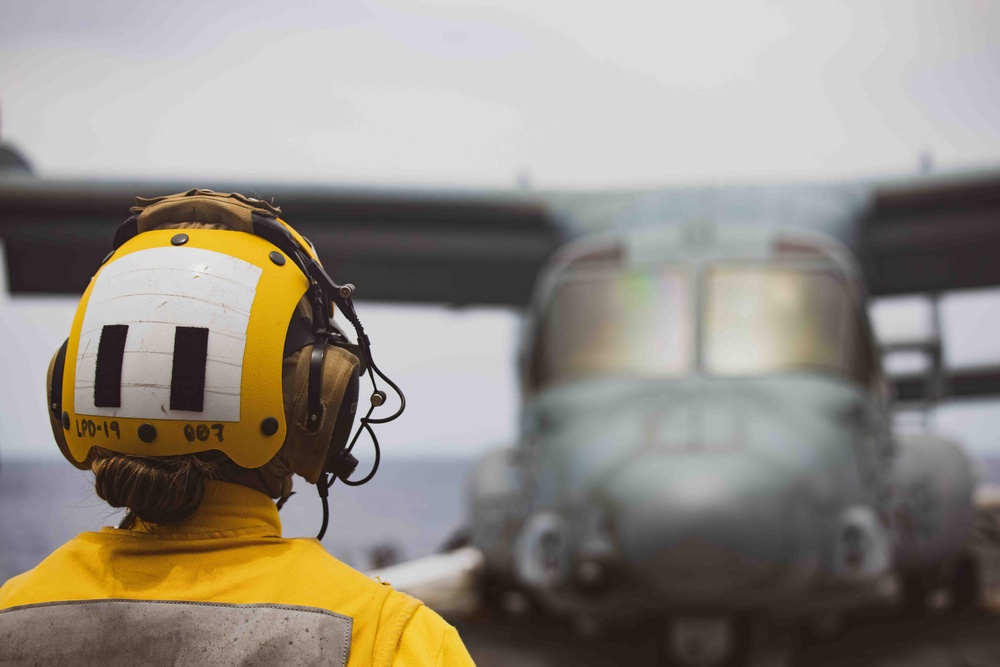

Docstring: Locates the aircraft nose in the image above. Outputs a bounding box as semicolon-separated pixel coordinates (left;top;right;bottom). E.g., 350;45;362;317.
599;455;794;602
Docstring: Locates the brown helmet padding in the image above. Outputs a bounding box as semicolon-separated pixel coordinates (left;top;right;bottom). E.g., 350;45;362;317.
131;189;281;235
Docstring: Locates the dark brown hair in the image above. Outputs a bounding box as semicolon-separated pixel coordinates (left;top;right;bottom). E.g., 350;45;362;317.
91;449;230;529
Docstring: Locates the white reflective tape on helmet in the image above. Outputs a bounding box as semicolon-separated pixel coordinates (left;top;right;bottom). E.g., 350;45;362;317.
74;247;262;422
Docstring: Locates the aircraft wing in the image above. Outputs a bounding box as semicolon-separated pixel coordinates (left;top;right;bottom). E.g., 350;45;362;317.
857;168;1000;403
858;169;1000;297
0;178;564;306
6;168;1000;402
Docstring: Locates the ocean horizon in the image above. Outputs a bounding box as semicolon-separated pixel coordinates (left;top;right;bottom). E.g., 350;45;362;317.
0;455;475;583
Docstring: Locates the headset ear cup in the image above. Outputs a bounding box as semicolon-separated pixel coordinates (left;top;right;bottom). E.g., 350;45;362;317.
281;344;361;484
47;343;89;471
323;365;360;476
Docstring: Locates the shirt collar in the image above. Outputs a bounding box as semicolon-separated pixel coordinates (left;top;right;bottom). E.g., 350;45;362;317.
111;480;283;539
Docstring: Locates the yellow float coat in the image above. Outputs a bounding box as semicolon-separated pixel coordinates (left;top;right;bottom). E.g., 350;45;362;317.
0;480;475;666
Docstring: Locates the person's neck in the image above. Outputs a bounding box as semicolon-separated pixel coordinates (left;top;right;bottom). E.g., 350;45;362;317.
224;468;274;499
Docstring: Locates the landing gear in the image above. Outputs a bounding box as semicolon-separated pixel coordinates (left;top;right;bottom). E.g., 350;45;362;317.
949;552;979;612
480;571;537;621
656;615;798;667
803;611;845;643
898;552;980;618
739;616;800;667
659;615;733;667
899;572;929;618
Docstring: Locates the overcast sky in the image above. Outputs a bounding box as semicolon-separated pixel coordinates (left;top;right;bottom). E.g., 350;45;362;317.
2;1;1000;462
1;0;998;187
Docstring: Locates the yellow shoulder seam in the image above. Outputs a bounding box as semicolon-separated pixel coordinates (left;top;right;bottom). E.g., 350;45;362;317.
372;594;423;667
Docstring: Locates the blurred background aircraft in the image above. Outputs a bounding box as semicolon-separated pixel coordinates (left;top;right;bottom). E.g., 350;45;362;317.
2;1;1000;665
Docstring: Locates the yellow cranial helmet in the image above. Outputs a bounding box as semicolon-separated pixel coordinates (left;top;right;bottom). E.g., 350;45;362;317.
61;226;306;467
47;190;395;505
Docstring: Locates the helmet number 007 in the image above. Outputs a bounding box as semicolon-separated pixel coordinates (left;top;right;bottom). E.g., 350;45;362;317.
184;423;225;443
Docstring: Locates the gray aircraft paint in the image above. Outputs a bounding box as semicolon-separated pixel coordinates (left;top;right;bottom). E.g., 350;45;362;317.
467;220;976;631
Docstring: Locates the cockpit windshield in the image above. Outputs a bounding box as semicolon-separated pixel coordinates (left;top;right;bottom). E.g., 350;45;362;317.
538;269;692;387
704;265;855;377
533;261;873;391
